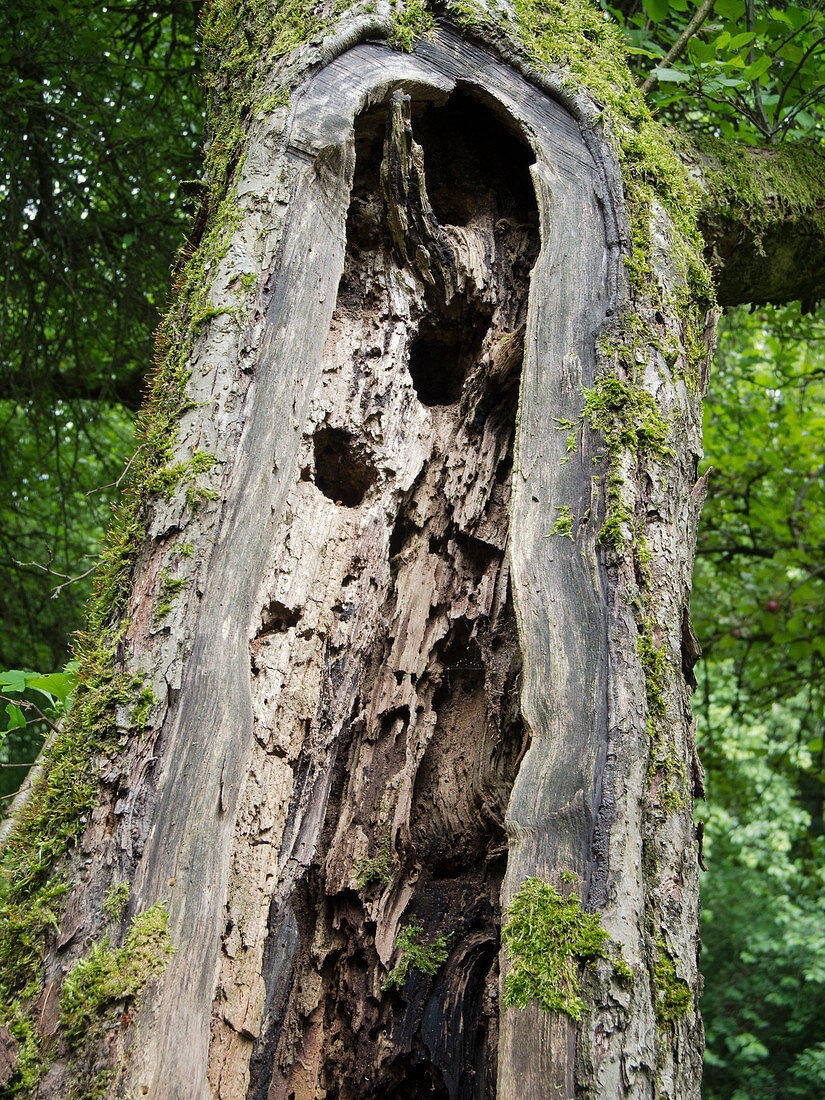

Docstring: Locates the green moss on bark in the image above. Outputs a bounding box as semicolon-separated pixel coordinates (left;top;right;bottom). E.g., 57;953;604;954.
502;878;613;1020
60;904;173;1049
653;936;691;1028
691;135;825;247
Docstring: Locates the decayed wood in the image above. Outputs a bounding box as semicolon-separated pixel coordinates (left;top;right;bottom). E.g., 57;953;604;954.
24;20;709;1100
210;70;540;1099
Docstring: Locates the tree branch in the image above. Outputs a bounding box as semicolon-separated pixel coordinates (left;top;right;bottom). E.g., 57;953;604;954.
685;135;825;308
640;0;716;95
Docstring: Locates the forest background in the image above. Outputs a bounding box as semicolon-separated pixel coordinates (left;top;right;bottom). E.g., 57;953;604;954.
0;0;823;1096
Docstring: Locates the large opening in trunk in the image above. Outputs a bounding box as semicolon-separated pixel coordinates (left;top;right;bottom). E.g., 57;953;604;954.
243;85;540;1100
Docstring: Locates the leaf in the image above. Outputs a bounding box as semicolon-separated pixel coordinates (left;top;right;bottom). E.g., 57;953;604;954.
744;54;772;81
27;672;75;702
729;31;757;50
653;66;691;82
0;670;28;694
626;45;666;59
4;702;27;730
643;0;670;23
714;0;745;17
689;37;718;63
706;76;751;91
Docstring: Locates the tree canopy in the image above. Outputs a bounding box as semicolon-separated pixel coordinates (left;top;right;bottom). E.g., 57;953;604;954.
0;0;202;673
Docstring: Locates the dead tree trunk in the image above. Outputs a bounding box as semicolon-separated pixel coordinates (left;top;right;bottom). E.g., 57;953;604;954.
0;5;733;1099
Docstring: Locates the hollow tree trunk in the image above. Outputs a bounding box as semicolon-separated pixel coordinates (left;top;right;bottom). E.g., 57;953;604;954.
1;5;715;1100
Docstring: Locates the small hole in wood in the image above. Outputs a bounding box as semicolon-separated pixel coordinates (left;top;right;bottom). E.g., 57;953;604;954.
258;599;301;637
313;427;377;507
408;332;466;406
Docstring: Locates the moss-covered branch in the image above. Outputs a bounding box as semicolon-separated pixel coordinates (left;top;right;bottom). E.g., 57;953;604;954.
690;136;825;309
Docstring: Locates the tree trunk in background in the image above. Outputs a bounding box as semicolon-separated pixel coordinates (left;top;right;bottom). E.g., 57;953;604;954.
5;5;716;1099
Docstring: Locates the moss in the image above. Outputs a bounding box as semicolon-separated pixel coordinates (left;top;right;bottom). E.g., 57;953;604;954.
354;827;394;889
154;568;190;623
639;621;686;812
689;134;825;252
549;505;574;539
653;936;691;1027
60;903;173;1049
101;883;130;923
583;374;673;459
0;660;154;1089
495;0;714;308
501;877;611;1020
185;482;220;509
144;449;218;501
199;0;328;208
381;921;450;990
579;373;673;551
130;685;157;732
389;0;434;50
613;955;633;983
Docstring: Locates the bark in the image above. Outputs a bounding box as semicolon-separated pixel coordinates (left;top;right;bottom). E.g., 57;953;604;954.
3;6;717;1100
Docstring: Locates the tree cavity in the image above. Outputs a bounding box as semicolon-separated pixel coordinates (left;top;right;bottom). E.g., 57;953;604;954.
242;85;540;1100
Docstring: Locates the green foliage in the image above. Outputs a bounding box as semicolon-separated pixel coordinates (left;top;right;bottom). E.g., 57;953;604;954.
695;305;825;717
0;400;134;674
610;0;825;143
0;0;202;672
0;667;78;800
381;921;450;990
697;669;825;1098
354;827;394;889
60;903;173;1048
501;877;611;1020
0;667;76;742
695;303;825;1098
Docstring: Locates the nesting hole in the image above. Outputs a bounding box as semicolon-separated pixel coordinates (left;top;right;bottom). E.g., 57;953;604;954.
258;599;301;637
313;427;377;507
408;332;464;406
408;304;490;408
413;88;538;230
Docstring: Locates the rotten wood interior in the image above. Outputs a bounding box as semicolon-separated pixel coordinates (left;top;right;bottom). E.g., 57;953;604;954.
212;85;540;1100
